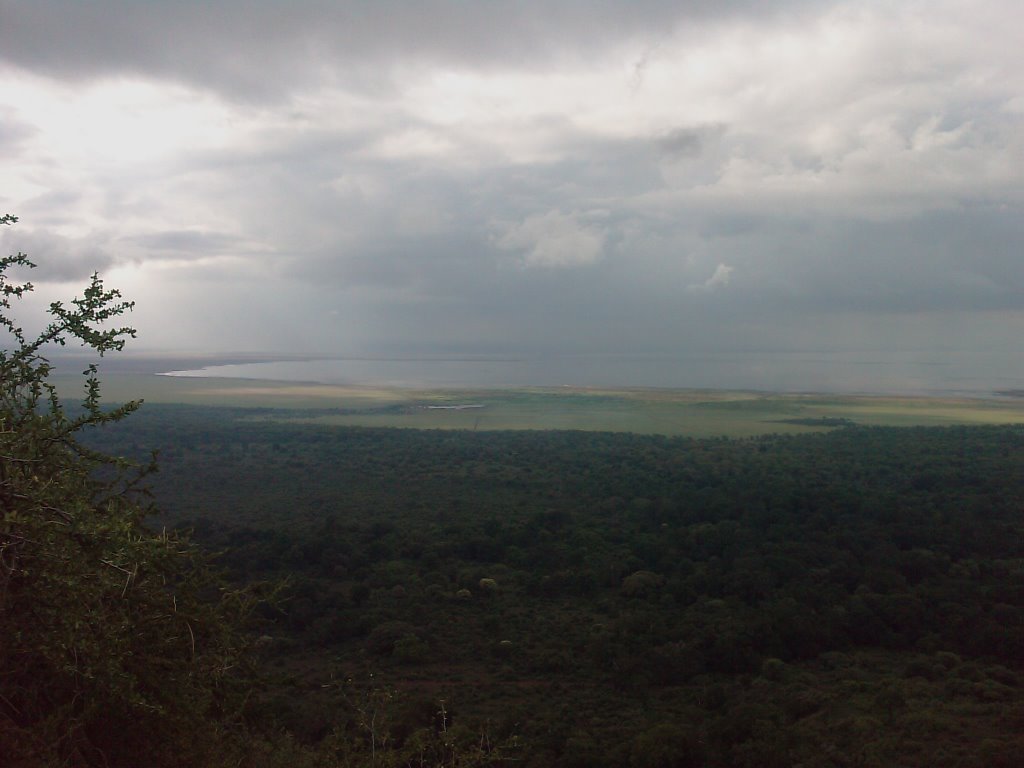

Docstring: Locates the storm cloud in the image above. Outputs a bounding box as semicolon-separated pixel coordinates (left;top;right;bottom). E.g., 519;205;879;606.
1;0;1022;367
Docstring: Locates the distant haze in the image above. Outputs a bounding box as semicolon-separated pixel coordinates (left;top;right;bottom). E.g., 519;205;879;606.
2;1;1023;392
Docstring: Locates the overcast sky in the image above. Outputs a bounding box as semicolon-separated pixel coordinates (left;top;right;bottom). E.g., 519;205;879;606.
2;0;1023;368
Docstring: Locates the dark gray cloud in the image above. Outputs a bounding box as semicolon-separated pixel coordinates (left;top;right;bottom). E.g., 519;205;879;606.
142;110;1022;349
0;226;113;282
655;125;723;158
123;230;249;257
0;1;830;99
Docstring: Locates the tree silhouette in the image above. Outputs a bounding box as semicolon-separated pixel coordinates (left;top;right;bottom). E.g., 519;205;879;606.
0;214;254;767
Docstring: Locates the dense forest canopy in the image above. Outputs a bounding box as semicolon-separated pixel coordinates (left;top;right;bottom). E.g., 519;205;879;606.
89;405;1024;768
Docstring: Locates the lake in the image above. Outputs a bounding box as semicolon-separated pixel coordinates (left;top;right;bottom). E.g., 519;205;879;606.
157;349;1024;397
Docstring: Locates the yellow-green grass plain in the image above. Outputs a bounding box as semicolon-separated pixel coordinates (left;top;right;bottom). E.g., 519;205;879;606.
54;371;1024;437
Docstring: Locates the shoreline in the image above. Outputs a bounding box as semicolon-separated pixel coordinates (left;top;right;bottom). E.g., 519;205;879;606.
45;349;1024;402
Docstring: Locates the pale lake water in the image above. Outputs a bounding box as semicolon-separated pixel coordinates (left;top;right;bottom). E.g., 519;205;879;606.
158;350;1024;397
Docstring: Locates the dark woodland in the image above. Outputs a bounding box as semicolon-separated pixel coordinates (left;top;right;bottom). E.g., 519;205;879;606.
90;406;1024;767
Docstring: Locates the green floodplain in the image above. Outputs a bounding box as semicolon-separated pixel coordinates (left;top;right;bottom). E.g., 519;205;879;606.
54;368;1024;437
